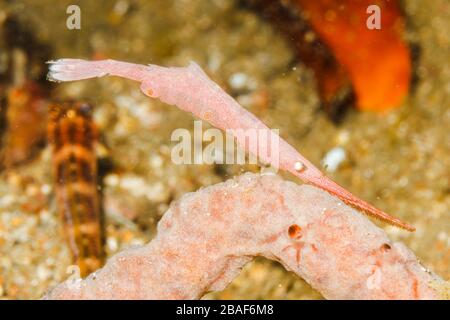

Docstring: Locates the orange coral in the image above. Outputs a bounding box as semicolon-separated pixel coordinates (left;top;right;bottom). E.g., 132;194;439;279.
296;0;411;112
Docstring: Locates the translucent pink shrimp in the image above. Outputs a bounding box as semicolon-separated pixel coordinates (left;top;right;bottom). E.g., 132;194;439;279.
47;58;415;231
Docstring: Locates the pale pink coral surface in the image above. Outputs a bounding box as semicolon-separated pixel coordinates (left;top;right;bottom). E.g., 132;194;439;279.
44;174;442;300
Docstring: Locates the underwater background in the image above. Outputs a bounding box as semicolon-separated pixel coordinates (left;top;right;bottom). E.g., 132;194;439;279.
0;0;448;299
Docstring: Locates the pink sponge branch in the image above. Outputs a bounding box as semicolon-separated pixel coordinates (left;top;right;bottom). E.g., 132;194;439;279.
44;174;443;300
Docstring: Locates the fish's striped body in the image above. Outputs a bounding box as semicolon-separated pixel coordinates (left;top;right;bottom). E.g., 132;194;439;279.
47;102;105;277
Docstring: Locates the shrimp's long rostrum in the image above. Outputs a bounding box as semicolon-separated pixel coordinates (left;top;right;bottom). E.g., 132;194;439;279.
47;59;415;231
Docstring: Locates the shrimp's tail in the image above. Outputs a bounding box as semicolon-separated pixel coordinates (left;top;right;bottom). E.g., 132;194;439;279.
47;59;109;82
47;59;146;83
309;176;415;231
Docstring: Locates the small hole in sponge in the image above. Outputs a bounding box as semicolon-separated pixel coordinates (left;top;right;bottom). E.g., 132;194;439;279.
381;243;391;250
288;224;302;239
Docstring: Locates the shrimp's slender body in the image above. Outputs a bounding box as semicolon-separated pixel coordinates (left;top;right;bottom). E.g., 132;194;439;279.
47;59;415;231
47;102;105;276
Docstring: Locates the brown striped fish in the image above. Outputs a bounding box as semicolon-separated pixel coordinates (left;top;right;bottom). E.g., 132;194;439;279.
47;102;105;277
